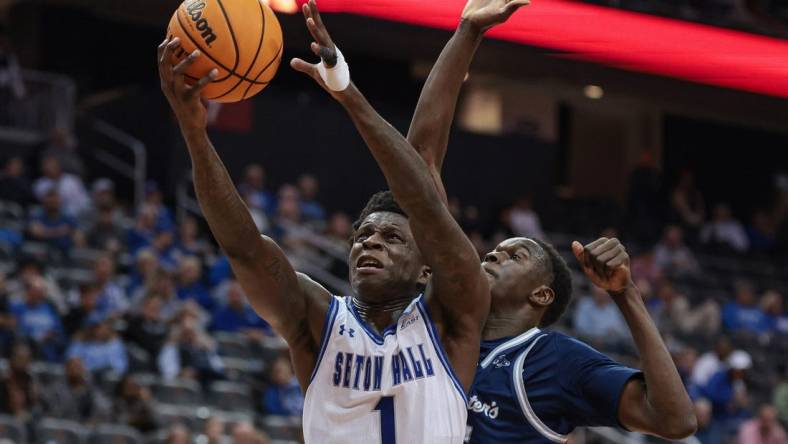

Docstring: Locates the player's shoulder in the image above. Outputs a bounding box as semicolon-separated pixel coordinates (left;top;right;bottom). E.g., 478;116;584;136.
537;330;607;360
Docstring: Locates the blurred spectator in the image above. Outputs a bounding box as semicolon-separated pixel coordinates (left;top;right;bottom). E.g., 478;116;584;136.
273;184;303;240
63;283;100;337
693;336;734;387
92;254;129;318
232;421;271;444
175;216;211;259
748;210;778;253
10;276;63;361
761;290;788;335
158;317;224;384
298;173;326;225
133;268;181;321
124;295;168;365
0;156;33;205
41;356;111;423
673;345;700;399
572;286;630;348
85;179;126;253
209;254;232;288
144;181;175;233
8;257;66;312
325;212;352;252
626;150;662;244
701;203;750;253
176;256;214;311
239;164;276;215
40;127;85;177
737;404;787;444
66;318;128;375
654;225;702;278
128;248;159;298
694;398;721;444
262;356;304;417
27;184;79;253
153;228;178;271
127;204;157;254
244;191;271;234
114;375;158;432
0;343;40;418
670;169;706;234
723;281;770;334
630;250;662;286
649;279;721;338
199;417;230;444
508;196;545;240
209;280;271;336
166;423;192;444
702;350;752;425
33;155;90;217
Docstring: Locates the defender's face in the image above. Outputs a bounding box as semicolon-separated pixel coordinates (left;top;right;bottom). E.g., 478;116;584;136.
349;212;428;300
482;237;547;308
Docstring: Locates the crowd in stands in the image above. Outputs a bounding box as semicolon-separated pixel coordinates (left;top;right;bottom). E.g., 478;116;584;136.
0;132;787;443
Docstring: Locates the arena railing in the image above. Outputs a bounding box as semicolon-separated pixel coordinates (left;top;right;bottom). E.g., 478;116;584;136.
0;68;76;143
79;115;147;209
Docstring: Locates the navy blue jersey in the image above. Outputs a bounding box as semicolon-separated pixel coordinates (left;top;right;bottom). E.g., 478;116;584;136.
466;328;642;443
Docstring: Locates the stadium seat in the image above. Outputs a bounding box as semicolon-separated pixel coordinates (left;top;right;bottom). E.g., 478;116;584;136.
88;424;143;444
31;360;66;386
37;417;88;444
0;414;26;443
154;404;204;431
208;381;254;412
215;332;256;360
152;379;202;405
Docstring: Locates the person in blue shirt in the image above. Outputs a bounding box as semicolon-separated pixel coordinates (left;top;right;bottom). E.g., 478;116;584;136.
66;315;128;375
262;355;304;417
10;275;63;361
297;174;326;225
722;280;770;334
176;256;214;312
209;280;271;335
27;185;77;253
322;3;696;439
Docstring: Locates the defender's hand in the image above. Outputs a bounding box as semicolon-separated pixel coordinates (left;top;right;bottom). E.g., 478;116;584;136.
290;0;346;98
572;238;633;294
157;37;217;132
461;0;531;33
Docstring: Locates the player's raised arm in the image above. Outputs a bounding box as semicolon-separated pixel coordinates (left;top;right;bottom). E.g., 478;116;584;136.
157;38;330;385
407;0;529;203
290;0;489;390
572;238;697;439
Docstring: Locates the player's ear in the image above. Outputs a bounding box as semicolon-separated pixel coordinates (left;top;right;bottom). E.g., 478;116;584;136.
530;285;554;308
417;265;432;287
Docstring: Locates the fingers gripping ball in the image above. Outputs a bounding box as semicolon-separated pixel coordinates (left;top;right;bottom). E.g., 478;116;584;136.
166;0;283;103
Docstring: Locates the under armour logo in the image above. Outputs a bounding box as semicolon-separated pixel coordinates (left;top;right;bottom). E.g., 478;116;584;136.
492;356;510;368
339;325;355;337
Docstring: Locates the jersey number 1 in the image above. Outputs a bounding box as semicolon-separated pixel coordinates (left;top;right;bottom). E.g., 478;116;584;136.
374;396;395;444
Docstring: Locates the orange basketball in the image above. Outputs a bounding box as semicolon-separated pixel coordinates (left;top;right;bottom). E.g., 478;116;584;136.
166;0;283;103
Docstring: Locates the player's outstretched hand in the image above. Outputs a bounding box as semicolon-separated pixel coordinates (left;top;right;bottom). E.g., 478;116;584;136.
461;0;531;32
290;0;346;99
157;37;218;131
572;238;633;294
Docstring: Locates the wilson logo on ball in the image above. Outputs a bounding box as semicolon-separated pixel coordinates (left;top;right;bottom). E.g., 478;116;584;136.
185;0;217;46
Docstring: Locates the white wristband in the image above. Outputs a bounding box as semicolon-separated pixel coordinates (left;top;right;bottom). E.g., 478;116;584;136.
317;46;350;92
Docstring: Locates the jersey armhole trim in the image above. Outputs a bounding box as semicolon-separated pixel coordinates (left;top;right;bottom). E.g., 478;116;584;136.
416;297;469;404
309;295;339;384
513;334;568;444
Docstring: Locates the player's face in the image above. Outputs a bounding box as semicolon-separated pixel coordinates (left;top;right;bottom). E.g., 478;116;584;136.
349;212;429;302
482;237;548;309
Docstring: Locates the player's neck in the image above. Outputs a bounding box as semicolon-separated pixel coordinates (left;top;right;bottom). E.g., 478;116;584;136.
352;295;414;334
482;310;540;341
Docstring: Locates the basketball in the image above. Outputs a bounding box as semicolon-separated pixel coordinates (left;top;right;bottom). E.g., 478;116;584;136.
166;0;283;103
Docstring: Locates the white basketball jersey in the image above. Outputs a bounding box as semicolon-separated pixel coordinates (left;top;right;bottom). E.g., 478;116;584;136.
303;295;468;444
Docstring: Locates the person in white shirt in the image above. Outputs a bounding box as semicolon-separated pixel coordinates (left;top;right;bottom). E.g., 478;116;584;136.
33;155;90;217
